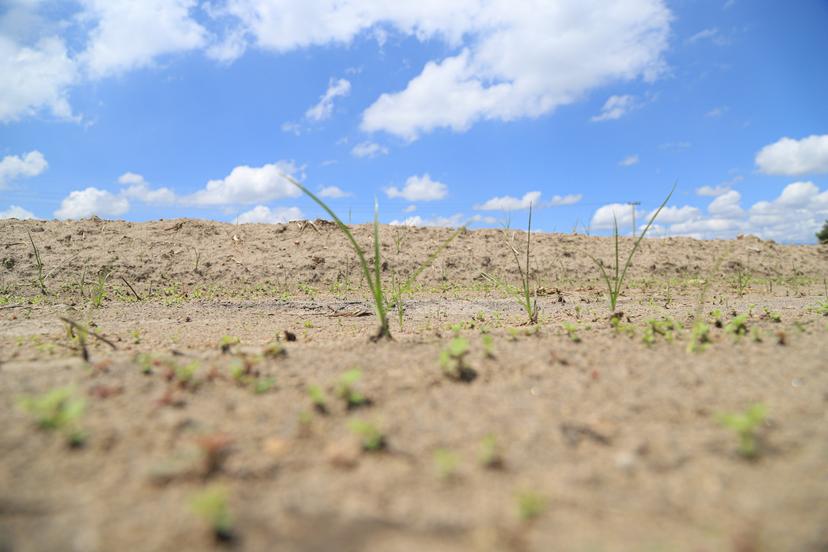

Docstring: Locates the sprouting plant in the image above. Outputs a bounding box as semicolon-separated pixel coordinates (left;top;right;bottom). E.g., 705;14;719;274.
562;322;581;343
710;309;724;328
28;230;48;294
610;315;636;337
762;307;781;323
130;329;141;345
433;448;459;479
307;385;329;413
287;174;463;341
19;387;86;446
253;377;275;394
716;404;767;459
348;419;385;451
481;333;495;358
482;204;539;325
479;434;503;469
439;337;475;382
175;361;200;388
589;185;675;312
724;314;749;337
516;490;547;521
90;269;111;308
219;335;239;354
687;322;711;353
817;299;828;316
335;369;367;409
136;352;155;374
734;269;752;297
303;320;314;329
642;318;680;346
191;485;234;542
263;342;286;359
750;326;763;343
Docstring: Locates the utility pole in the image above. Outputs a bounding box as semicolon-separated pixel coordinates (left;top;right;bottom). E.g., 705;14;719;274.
626;201;640;237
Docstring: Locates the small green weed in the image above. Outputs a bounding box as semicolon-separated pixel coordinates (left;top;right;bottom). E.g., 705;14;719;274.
439;337;476;382
191;485;234;542
687;322;711;353
19;387;86;446
348;419;385;451
717;404;767;459
562;322;581;343
516;490;547;522
335;369;368;409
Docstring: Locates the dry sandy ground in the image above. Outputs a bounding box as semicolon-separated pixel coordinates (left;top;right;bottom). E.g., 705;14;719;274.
1;218;827;552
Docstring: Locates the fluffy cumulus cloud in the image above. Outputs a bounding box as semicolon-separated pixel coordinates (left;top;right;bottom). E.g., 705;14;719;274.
351;141;389;158
117;172;177;204
0;36;77;122
591;182;828;242
305;78;351;122
390;213;496;227
591;95;638;122
186;161;302;206
0;150;48;187
236;205;303;224
0;205;38;220
696;185;730;197
385;174;447;201
318;185;351;198
755;135;828;176
78;0;207;78
54;187;130;219
549;194;582;206
475;191;540;211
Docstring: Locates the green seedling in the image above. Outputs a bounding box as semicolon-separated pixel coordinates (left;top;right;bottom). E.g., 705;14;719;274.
335;369;367;409
287;174;463;341
307;384;329;413
589;185;675;312
175;361;200;388
716;404;767;459
28;230;48;294
687;322;711;353
762;307;781;323
562;322;581;343
724;314;749;337
439;337;476;382
816;299;828;316
136;352;155;374
219;335;240;354
642;318;680;346
90;269;111;308
610;315;636;337
191;485;234;542
130;329;141;345
710;309;724;328
479;434;504;469
262;342;286;359
433;448;459;480
734;269;752;297
482;203;539;325
253;377;276;394
303;320;314;329
750;326;763;343
481;333;495;358
348;419;385;451
516;490;547;522
19;387;86;446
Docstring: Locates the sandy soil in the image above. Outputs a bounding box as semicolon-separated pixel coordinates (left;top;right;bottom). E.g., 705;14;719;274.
1;218;827;552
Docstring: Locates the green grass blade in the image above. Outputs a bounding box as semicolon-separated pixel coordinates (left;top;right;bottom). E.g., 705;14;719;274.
372;199;387;326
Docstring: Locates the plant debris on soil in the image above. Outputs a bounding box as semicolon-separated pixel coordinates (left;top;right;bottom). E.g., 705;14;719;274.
1;218;827;552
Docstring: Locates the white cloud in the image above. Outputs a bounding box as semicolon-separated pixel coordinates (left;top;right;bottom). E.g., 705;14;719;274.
55;187;130;219
707;190;744;218
318;185;351;199
755;135;828;176
591;203;641;230
591;182;828;242
686;28;728;46
389;213;495;228
186;161;302;206
305;78;351;122
696;185;730;197
385;174;447;201
236;205;303;224
0;205;37;220
549;194;582;206
475;191;541;211
351;141;389;158
281;121;302;135
591;95;638;122
0;150;48;187
619;154;639;167
0;35;77;122
78;0;207;78
117;172;177;204
404;204;417;213
205;27;247;63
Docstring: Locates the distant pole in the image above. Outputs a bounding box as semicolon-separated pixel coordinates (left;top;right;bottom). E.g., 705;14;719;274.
627;201;640;237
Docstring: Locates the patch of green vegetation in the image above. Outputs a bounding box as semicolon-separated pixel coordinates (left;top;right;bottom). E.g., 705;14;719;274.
307;385;328;413
589;185;675;312
724;314;749;337
481;333;495;358
516;490;547;521
219;335;240;354
90;269;111;308
191;485;234;542
19;387;86;446
439;337;475;382
687;322;711;353
642;318;681;346
479;434;504;469
335;369;367;409
762;307;781;323
717;404;767;459
562;322;581;343
433;448;459;480
348;419;385;451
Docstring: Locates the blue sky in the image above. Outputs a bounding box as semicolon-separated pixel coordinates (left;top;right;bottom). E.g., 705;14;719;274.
1;0;827;242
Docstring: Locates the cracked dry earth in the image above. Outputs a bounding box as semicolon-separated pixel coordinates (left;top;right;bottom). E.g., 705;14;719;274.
1;218;827;552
